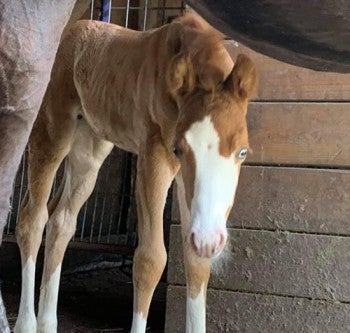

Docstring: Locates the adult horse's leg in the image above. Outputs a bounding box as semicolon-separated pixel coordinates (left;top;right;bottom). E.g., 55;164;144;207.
176;173;211;333
0;295;9;333
0;1;76;331
0;0;77;234
131;133;179;333
37;122;113;333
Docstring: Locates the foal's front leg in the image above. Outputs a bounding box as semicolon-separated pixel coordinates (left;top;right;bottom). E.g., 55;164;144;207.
176;174;211;333
131;135;178;333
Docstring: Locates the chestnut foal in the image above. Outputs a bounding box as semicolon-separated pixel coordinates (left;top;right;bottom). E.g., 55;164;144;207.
14;13;257;333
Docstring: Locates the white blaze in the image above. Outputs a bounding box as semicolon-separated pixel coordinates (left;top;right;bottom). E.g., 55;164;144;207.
14;257;37;333
185;116;239;241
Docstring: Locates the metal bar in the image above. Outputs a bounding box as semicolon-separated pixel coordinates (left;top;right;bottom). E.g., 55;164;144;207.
15;153;26;226
51;174;57;199
106;195;116;243
123;153;133;246
125;0;131;27
142;0;149;31
161;0;166;26
97;156;111;243
115;153;130;245
80;202;89;241
6;186;15;234
5;159;18;233
89;192;99;242
107;0;112;23
90;0;95;19
111;6;185;10
97;196;107;243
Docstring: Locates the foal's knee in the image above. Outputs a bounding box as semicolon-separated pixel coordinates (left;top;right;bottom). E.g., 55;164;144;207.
133;244;167;289
46;210;76;242
16;203;48;257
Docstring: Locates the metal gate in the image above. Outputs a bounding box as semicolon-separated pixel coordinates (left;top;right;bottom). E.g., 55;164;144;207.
4;0;186;253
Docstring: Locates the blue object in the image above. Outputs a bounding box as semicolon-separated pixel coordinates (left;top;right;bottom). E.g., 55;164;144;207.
99;0;111;22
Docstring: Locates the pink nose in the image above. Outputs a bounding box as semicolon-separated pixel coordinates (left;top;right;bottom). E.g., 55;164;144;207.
190;230;227;258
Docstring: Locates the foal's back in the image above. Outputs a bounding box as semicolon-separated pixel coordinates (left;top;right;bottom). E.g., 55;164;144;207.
45;20;170;154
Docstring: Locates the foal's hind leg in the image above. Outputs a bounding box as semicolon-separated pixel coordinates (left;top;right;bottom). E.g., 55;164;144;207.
131;133;179;333
37;122;113;333
14;109;77;333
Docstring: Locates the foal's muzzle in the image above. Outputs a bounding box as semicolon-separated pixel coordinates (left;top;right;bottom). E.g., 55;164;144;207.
189;228;227;258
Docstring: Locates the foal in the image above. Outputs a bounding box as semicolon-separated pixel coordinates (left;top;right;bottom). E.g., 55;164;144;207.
14;13;257;333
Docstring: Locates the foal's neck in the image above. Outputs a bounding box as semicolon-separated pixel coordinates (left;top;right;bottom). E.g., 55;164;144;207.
133;25;181;135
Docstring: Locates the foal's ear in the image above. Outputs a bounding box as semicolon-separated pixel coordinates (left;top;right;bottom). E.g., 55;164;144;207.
224;54;258;101
166;22;195;97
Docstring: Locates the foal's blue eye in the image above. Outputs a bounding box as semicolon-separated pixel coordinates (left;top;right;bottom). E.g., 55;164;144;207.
237;148;248;160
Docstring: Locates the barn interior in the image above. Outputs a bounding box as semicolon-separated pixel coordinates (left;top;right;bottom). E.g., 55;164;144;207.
1;1;350;332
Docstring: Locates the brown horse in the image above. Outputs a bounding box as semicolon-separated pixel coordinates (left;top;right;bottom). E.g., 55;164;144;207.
0;1;81;332
14;13;257;333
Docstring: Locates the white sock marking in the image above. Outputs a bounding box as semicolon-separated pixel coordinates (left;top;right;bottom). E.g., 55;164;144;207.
14;257;36;333
130;312;147;333
37;264;62;333
186;284;206;333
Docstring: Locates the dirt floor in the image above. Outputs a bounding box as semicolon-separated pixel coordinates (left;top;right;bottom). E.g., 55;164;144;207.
2;268;165;333
4;290;165;333
1;243;166;332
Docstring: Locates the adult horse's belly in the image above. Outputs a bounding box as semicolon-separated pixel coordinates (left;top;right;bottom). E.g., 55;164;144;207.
188;0;350;73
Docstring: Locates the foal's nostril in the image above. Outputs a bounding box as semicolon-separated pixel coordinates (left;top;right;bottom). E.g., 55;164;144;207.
190;232;198;252
218;232;226;250
190;230;227;257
